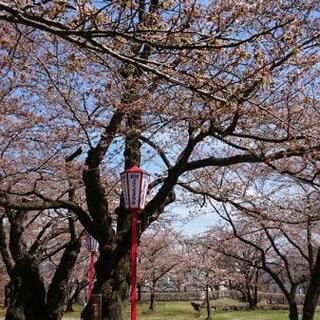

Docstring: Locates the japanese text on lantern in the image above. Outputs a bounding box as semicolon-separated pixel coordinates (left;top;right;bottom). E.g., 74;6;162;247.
129;173;139;207
140;175;148;209
120;174;129;208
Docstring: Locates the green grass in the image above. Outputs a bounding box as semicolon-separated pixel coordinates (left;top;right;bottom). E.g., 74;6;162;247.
64;304;83;318
135;302;198;320
127;302;320;320
2;301;320;320
209;310;301;320
211;298;248;307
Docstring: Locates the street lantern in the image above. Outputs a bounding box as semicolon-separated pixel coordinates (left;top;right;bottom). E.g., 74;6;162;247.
86;234;98;253
120;165;150;320
86;234;98;299
120;165;150;210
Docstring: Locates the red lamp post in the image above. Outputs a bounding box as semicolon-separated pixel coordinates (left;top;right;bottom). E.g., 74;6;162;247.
86;234;98;299
120;165;150;320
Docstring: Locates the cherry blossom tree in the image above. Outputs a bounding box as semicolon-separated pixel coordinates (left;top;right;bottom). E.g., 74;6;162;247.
138;229;181;311
191;179;320;320
0;208;82;320
206;230;263;309
183;233;238;320
217;213;310;320
65;243;91;312
0;148;85;320
0;1;319;320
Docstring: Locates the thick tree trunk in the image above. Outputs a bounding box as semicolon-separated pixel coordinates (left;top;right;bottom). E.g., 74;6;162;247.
302;282;320;320
82;249;131;320
5;279;25;320
149;278;156;311
247;293;255;309
137;283;142;302
205;284;211;320
149;292;155;311
245;283;253;309
5;239;81;320
246;285;258;309
302;250;320;320
6;259;47;320
253;288;258;309
46;239;81;320
4;283;11;308
288;296;299;320
239;290;247;303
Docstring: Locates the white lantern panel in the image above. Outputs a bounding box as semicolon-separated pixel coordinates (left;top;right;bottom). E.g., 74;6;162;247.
128;172;142;208
86;235;98;252
120;173;130;208
139;173;150;209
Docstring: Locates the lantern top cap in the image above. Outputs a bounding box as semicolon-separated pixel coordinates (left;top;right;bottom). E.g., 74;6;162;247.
121;165;150;175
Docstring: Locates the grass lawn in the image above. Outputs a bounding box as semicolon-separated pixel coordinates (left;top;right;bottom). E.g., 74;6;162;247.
64;301;320;320
124;302;320;320
2;301;320;319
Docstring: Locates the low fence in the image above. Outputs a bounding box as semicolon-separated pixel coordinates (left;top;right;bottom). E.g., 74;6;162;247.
0;289;307;307
139;290;306;305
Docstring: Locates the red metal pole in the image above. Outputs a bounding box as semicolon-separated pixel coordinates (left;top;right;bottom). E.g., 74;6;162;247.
131;208;139;320
88;251;96;299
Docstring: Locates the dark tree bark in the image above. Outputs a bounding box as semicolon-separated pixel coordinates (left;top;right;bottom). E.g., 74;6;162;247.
287;294;299;320
5;258;47;320
205;283;211;320
137;283;142;302
98;252;131;320
232;268;259;309
3;235;82;320
4;284;11;308
149;279;156;311
81;54;144;320
4;238;82;320
215;208;308;320
82;245;131;320
46;239;81;320
3;210;45;320
302;249;320;320
0;200;82;320
149;292;155;312
246;271;259;309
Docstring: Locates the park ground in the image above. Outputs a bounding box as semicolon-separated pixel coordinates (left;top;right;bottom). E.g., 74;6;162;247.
1;300;319;320
67;301;320;320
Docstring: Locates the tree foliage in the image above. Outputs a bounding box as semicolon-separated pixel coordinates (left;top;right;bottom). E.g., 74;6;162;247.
0;1;319;320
